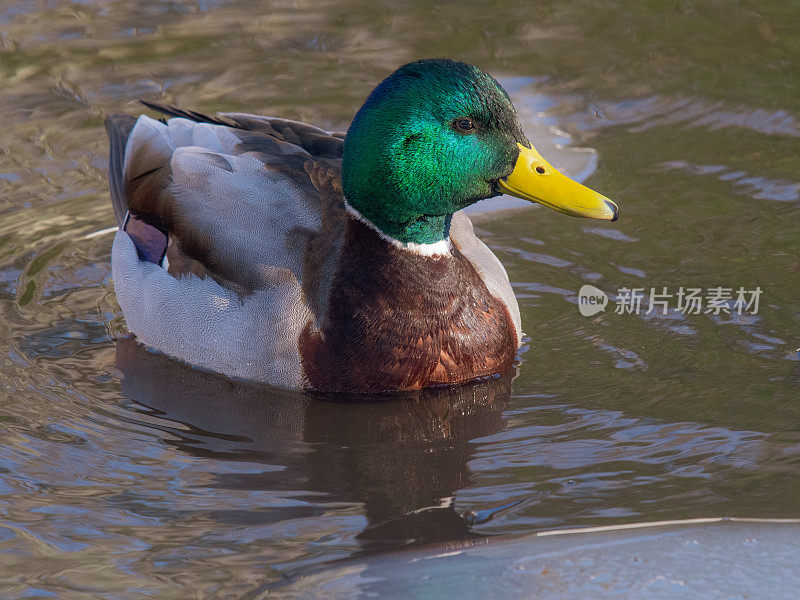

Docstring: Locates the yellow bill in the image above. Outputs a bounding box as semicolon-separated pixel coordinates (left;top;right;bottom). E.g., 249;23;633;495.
498;143;618;221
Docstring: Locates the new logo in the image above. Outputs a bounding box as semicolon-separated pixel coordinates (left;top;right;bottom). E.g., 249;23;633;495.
578;284;608;316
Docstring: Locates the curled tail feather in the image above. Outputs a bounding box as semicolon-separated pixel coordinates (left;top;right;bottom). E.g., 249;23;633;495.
104;113;137;227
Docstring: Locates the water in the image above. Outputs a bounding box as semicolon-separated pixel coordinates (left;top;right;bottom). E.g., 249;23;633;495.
1;0;799;597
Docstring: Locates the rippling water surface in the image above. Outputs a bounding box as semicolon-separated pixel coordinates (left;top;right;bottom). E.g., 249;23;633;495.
1;1;799;597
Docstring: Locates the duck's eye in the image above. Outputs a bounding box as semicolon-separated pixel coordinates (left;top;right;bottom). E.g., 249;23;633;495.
453;118;475;133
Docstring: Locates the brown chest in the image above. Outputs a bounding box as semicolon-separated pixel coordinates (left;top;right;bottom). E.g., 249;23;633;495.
300;218;517;393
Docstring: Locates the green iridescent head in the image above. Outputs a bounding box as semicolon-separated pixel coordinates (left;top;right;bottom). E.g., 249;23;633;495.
342;59;529;245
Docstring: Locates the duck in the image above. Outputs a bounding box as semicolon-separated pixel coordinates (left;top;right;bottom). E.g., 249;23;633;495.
105;58;618;394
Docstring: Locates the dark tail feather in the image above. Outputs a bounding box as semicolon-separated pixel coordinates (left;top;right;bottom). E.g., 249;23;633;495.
139;100;230;126
105;113;137;227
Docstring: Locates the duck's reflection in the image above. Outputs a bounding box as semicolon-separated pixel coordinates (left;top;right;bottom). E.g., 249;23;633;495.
115;337;512;549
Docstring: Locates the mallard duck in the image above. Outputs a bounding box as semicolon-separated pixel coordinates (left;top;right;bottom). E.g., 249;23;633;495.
106;59;618;393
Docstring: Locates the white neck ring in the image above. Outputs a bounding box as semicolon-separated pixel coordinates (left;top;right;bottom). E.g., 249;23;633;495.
343;201;452;257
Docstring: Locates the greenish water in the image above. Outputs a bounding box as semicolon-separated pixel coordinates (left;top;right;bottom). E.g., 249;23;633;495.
1;0;799;597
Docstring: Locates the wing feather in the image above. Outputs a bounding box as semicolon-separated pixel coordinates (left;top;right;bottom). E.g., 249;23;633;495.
113;111;345;298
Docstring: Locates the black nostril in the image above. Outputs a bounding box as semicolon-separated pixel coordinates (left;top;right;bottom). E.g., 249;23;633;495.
535;166;546;174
